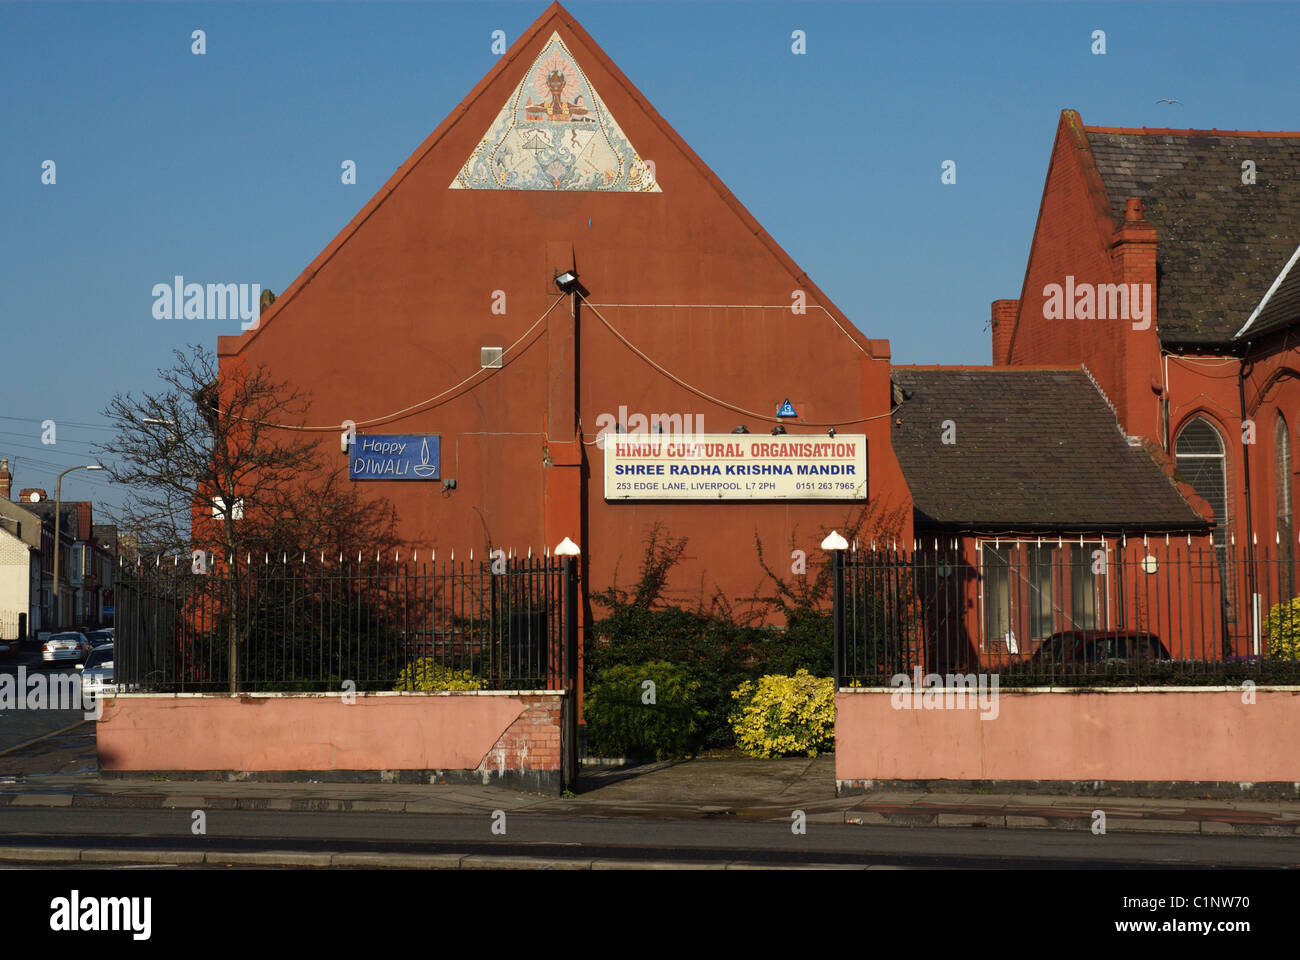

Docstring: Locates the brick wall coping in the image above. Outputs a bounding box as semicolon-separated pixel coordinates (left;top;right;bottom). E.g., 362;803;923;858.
108;690;564;700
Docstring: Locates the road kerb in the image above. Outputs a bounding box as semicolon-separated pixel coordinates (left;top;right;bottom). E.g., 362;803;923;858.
0;846;83;862
203;850;334;867
330;852;465;868
459;854;591;870
82;848;206;865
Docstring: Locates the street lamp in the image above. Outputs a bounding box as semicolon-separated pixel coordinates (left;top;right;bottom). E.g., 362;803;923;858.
53;464;103;628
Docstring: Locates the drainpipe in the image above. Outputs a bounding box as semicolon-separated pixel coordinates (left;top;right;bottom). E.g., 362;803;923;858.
1237;350;1259;648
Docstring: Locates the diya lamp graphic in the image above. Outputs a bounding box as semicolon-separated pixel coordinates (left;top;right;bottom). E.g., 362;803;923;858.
413;437;438;477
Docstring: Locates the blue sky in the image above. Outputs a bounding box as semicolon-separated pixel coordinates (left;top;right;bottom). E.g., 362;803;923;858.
2;1;1298;514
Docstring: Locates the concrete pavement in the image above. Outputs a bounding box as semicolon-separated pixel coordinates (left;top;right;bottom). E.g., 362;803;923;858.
2;748;1299;838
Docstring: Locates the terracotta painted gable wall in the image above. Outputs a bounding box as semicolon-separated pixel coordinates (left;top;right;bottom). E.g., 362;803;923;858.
215;4;911;605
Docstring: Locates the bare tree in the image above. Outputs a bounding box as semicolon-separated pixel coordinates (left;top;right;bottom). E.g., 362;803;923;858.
98;343;400;690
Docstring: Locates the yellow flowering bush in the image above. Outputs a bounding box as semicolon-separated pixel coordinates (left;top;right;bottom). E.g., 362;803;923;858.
1265;597;1300;661
394;659;484;691
729;670;835;758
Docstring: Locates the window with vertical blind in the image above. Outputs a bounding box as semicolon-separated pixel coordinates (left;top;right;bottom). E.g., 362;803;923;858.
1176;416;1233;616
980;540;1103;648
1175;418;1229;547
1277;414;1292;532
983;544;1011;645
1278;414;1294;597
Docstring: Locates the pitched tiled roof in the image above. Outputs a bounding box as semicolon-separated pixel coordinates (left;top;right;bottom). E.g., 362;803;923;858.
26;501;82;538
891;367;1208;531
1237;243;1300;339
1084;127;1300;345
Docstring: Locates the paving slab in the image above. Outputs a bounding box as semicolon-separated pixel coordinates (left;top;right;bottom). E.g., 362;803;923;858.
2;756;1299;839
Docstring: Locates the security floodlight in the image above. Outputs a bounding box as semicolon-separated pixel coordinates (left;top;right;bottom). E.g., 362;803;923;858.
771;424;787;435
732;425;750;434
554;270;580;292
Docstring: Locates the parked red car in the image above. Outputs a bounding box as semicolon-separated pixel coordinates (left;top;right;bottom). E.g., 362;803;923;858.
1030;631;1170;667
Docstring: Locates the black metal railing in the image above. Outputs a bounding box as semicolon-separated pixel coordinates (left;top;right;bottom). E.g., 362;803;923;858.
115;554;568;693
835;539;1300;687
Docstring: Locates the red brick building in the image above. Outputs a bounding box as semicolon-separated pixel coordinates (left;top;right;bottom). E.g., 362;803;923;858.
216;3;911;612
889;366;1212;670
994;110;1300;647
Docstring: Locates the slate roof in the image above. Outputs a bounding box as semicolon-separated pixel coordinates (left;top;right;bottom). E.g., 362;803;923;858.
25;501;84;539
1084;127;1300;345
891;368;1208;532
1237;243;1300;339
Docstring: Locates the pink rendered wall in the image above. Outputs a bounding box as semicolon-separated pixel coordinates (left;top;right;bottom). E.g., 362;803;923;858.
836;689;1300;782
97;693;562;773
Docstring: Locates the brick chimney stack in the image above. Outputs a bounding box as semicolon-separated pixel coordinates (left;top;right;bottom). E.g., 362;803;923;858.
0;458;10;501
18;488;47;503
991;299;1019;365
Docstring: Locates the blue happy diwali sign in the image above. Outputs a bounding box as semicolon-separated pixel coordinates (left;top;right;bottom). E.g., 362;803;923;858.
349;435;440;480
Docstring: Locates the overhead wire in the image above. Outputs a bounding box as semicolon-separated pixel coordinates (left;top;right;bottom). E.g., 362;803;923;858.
224;295;565;431
57;294;889;439
578;295;891;426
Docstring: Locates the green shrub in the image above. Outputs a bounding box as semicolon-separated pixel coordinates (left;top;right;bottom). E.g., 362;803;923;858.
729;670;835;758
586;605;755;749
1265;596;1300;661
750;611;834;677
584;661;707;759
394;659;484;691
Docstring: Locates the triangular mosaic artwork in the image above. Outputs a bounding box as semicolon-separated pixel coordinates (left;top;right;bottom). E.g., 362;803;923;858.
450;32;661;192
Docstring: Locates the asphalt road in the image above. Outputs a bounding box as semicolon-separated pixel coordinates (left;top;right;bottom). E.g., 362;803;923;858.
3;806;1300;868
0;656;86;755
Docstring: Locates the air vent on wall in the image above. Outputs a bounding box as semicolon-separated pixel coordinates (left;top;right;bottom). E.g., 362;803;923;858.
481;347;503;369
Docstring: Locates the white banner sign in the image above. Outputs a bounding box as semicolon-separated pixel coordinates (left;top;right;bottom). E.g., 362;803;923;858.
604;434;867;500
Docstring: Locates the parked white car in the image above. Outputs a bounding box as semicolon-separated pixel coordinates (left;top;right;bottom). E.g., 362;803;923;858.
42;631;92;664
78;643;116;698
